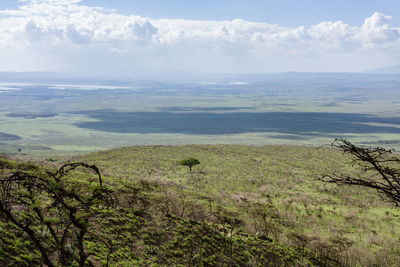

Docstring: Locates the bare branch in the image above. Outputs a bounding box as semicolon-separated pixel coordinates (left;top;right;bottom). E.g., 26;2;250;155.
324;139;400;207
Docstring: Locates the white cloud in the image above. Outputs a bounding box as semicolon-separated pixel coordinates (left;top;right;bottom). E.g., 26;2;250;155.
358;12;400;44
0;0;399;74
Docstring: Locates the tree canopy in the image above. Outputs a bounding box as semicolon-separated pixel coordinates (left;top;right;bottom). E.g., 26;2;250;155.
179;157;200;172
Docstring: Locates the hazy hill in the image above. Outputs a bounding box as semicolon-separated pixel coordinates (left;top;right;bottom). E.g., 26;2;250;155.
1;71;399;84
363;65;400;74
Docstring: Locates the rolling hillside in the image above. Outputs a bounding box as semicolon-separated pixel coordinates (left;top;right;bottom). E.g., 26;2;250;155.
1;144;400;266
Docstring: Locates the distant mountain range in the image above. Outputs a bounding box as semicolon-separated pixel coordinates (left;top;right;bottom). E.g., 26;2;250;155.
363;65;400;74
0;69;398;84
0;72;65;82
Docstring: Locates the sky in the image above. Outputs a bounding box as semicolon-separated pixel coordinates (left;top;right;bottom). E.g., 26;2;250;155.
0;0;399;76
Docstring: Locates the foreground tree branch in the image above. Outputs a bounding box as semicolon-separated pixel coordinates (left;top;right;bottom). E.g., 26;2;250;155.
322;138;400;206
0;159;112;266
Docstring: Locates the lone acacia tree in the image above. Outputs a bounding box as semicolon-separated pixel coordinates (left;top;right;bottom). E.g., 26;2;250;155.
179;157;200;173
323;138;400;207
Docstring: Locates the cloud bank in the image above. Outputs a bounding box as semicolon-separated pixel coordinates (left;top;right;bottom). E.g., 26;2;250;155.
0;0;399;75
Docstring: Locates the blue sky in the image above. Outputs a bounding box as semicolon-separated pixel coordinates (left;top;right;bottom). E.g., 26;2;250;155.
0;0;399;75
3;0;399;27
83;0;400;26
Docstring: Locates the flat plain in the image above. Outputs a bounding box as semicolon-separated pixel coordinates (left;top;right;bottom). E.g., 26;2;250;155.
1;73;400;155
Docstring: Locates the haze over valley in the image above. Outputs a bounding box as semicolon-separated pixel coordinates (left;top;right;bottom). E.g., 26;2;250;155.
0;72;399;155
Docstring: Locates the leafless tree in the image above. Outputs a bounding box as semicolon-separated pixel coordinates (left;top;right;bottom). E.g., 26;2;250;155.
323;138;400;206
0;160;112;266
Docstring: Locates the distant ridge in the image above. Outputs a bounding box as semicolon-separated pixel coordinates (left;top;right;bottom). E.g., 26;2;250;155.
0;70;398;84
363;65;400;74
0;71;64;82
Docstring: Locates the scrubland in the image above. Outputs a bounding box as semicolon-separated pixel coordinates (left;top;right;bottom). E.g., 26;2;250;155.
2;145;399;266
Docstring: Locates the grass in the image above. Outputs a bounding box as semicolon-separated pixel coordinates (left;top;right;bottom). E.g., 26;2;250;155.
2;143;400;265
61;144;400;266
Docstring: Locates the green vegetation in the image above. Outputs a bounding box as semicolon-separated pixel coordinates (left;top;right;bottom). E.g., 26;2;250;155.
1;143;400;266
0;161;108;266
0;154;315;266
2;75;400;265
179;157;200;172
1;75;400;155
